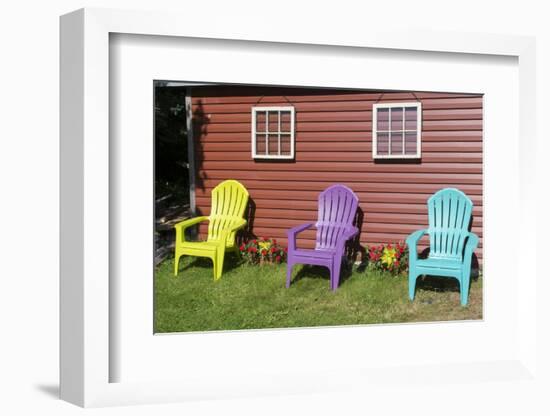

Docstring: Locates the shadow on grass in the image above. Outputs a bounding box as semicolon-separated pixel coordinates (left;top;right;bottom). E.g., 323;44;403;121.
416;275;462;293
177;252;243;275
291;261;355;288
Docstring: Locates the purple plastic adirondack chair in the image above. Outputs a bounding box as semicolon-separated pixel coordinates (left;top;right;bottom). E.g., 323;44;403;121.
286;184;359;291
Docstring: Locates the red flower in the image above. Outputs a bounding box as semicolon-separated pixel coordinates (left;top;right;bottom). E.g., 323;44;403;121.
251;247;257;253
394;260;399;266
275;255;281;262
252;239;257;244
261;249;267;256
271;246;277;253
247;247;253;253
272;239;277;244
284;247;288;253
240;244;245;251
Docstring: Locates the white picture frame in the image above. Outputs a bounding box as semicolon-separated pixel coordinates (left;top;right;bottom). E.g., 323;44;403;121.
60;7;541;409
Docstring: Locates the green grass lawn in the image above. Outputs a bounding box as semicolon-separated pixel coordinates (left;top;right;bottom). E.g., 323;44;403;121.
155;254;482;333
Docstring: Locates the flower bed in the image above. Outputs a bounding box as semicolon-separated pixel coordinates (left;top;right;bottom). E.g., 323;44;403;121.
239;237;287;265
366;242;409;275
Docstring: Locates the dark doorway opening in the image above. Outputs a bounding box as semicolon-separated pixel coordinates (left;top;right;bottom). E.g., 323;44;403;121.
154;82;191;264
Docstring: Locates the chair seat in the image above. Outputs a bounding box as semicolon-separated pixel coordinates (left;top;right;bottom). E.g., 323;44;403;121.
416;256;462;270
177;241;220;252
292;248;336;259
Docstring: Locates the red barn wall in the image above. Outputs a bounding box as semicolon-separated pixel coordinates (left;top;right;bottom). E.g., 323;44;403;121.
190;86;483;261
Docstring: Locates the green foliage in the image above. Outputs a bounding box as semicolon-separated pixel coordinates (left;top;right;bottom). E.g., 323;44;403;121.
238;237;287;265
366;242;409;275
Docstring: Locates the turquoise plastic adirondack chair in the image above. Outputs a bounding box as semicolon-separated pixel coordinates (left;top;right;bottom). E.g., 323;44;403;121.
406;188;479;306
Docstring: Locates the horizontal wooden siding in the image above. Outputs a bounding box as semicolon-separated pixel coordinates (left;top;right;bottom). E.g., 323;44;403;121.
191;86;483;261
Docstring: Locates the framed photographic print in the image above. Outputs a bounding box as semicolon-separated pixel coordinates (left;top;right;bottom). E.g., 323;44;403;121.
60;7;541;409
154;82;482;334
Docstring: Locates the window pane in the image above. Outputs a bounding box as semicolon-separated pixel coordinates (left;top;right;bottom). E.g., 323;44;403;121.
405;107;417;130
405;132;418;155
268;134;279;155
391;107;403;131
280;134;292;156
390;131;404;155
280;111;292;133
256;134;266;155
377;108;389;131
377;132;389;155
266;111;279;133
255;111;266;133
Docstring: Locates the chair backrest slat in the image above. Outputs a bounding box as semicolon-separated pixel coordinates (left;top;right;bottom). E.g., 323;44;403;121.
427;188;472;259
208;180;249;245
315;185;358;250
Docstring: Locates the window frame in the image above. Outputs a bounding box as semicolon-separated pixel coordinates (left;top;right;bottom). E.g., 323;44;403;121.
372;102;422;159
251;106;295;160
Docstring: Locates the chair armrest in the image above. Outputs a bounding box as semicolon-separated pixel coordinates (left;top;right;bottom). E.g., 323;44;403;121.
218;218;248;240
331;226;360;258
343;226;359;240
286;223;314;252
462;232;479;274
228;218;247;232
174;216;209;244
174;216;209;230
406;229;428;261
464;232;479;254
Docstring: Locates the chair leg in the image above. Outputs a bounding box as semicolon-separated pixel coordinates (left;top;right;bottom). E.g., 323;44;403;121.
174;252;182;276
408;271;418;301
214;249;225;281
331;259;342;291
460;273;470;306
286;262;294;288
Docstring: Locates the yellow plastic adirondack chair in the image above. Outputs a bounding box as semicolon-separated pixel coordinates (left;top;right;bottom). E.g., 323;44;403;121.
174;180;249;280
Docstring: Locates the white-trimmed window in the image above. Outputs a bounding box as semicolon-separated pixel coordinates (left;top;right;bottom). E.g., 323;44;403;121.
251;106;295;159
373;102;422;159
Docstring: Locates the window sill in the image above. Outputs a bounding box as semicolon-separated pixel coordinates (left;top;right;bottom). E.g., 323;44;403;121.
373;155;422;160
252;155;295;160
